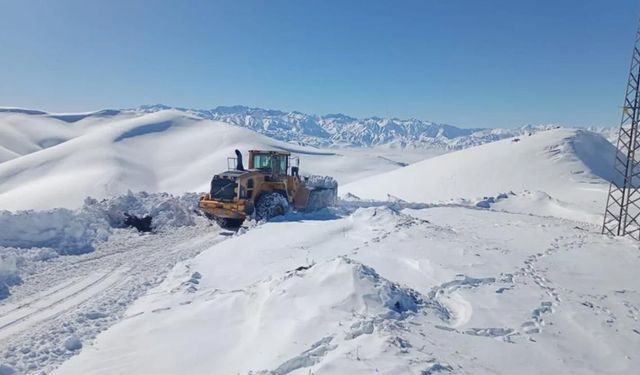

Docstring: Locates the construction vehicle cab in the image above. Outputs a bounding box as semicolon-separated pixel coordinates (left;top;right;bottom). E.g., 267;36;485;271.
248;150;297;178
199;149;336;230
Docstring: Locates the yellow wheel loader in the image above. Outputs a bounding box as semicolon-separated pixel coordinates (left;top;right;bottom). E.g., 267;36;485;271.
199;149;337;229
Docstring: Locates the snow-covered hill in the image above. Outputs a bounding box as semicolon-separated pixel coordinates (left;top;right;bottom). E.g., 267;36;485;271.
0;109;439;211
343;129;616;223
0;106;615;212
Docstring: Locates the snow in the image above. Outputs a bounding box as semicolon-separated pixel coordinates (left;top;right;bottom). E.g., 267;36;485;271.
0;256;20;300
0;106;638;375
490;190;604;223
0;109;440;211
52;206;640;375
0;222;224;373
0;112;79;163
303;174;338;190
130;104;575;149
0;364;16;375
0;192;200;255
343;129;616;223
0;208;108;255
82;191;200;230
63;337;82;352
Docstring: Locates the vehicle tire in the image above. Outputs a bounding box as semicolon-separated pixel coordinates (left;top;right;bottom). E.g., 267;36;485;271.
203;213;244;230
255;192;289;221
216;217;244;230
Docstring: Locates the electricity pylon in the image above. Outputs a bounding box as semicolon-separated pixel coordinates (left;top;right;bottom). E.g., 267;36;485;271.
602;23;640;240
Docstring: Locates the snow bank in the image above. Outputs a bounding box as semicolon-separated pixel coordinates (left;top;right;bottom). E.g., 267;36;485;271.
490;190;604;224
0;208;110;255
0;192;200;254
0;255;21;300
83;191;199;231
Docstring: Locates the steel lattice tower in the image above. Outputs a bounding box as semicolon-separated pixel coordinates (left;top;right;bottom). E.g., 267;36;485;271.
602;23;640;240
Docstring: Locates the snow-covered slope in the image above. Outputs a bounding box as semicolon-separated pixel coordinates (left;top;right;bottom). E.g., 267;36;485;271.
0;110;80;163
0;106;615;212
52;206;640;375
343;129;616;222
0;109;439;211
0;110;265;210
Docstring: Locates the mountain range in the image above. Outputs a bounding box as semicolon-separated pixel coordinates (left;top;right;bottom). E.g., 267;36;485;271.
1;104;619;150
131;104;567;149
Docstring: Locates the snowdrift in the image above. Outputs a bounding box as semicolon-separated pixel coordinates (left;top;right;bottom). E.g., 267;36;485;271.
343;129;616;218
0;192;200;254
55;256;426;375
0;255;21;299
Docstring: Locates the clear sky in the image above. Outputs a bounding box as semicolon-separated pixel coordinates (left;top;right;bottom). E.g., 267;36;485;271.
1;0;639;128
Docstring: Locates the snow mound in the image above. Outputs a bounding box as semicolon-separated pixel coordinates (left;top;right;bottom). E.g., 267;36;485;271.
277;256;422;317
83;191;199;230
0;208;109;255
0;192;200;254
55;256;426;375
343;129;616;220
0;255;21;300
491;190;603;224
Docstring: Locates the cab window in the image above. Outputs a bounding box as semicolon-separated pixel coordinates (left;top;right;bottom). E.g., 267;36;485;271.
253;154;272;170
278;156;287;174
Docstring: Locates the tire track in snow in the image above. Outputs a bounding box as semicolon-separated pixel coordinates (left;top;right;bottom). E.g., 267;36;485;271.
0;224;225;374
0;279;77;318
0;266;127;341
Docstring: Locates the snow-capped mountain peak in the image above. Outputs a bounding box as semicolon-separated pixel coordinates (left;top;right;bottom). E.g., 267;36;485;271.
124;104;561;149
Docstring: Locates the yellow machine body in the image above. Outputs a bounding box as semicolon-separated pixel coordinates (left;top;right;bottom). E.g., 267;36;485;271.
198;150;316;227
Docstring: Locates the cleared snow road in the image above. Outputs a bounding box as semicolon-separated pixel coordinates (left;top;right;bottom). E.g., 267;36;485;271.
0;266;128;340
0;223;223;374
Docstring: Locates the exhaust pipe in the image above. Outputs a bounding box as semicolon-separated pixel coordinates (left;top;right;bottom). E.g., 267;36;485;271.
235;149;245;171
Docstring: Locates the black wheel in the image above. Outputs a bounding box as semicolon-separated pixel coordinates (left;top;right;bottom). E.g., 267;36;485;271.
216;217;244;230
204;213;244;230
255;192;289;221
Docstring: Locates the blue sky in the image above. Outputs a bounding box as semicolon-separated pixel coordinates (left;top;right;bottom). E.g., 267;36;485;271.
1;0;638;128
